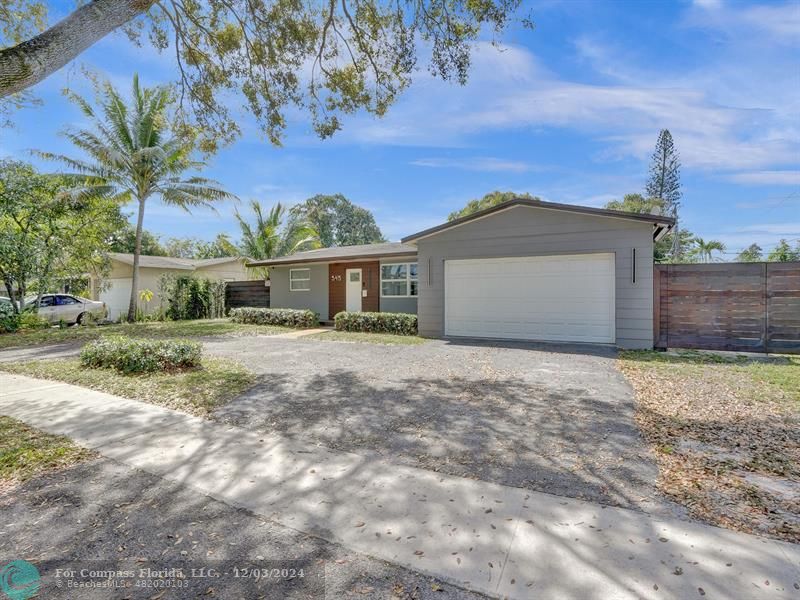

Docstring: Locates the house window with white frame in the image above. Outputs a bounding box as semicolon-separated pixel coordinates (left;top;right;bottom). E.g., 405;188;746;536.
289;268;311;291
381;263;418;297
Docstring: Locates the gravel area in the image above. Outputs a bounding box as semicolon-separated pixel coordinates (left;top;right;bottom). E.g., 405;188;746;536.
206;336;678;515
0;458;486;599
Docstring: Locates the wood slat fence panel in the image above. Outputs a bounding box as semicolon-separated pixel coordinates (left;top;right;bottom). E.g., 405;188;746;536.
654;262;800;354
226;280;270;309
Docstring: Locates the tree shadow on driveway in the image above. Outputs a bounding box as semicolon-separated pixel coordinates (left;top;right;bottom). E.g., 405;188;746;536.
215;365;669;515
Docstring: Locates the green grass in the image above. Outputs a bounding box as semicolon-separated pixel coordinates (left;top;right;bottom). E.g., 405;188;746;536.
0;416;94;485
0;318;294;350
0;357;256;416
305;330;427;345
620;350;800;404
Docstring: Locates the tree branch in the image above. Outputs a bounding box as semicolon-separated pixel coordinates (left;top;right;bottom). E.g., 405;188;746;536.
0;0;155;98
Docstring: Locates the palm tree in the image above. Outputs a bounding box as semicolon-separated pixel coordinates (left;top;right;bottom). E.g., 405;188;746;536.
690;237;726;263
40;74;234;322
235;201;319;277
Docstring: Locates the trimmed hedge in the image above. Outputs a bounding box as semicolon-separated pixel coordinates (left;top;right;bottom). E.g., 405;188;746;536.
334;311;417;336
80;336;202;373
229;307;318;328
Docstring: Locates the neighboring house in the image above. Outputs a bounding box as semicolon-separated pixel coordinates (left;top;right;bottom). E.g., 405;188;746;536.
91;253;251;320
248;199;674;349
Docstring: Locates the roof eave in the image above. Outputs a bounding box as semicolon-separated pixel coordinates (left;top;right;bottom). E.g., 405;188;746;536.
402;199;676;244
247;252;418;268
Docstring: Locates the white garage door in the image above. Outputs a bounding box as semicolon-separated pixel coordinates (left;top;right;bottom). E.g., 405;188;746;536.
100;278;133;321
445;253;615;344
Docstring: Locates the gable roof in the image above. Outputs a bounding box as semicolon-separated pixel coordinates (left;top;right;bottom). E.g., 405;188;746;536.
401;199;676;243
246;242;417;267
109;253;246;270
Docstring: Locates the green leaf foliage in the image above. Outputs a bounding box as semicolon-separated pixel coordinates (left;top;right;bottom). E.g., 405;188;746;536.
1;0;525;149
334;311;417;335
79;335;203;373
767;239;800;262
159;275;227;321
289;194;385;247
736;243;763;263
447;190;540;221
40;74;236;322
235;201;320;276
230;307;318;328
0;159;122;312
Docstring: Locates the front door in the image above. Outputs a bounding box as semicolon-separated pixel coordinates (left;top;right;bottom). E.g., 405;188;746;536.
345;268;362;312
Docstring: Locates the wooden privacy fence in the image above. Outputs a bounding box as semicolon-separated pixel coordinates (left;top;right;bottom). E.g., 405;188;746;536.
654;262;800;354
225;280;270;309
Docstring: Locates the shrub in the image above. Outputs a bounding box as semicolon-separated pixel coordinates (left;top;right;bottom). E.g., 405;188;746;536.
0;303;18;333
80;336;202;373
159;275;226;321
18;312;49;330
334;311;417;336
229;307;317;328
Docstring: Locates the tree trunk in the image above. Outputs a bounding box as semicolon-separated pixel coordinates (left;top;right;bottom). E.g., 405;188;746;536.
127;196;147;322
3;279;18;314
0;0;154;98
671;209;680;259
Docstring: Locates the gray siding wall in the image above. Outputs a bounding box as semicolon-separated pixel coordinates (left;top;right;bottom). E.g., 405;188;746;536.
379;258;418;314
414;205;655;349
269;264;330;321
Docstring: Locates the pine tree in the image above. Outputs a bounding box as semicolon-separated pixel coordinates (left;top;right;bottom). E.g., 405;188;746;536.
645;129;682;259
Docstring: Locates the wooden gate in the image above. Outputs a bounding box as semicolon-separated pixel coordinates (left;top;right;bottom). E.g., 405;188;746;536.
225;280;270;309
654;263;800;354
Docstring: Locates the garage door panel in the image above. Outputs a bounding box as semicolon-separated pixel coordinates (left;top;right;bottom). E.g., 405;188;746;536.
445;254;615;344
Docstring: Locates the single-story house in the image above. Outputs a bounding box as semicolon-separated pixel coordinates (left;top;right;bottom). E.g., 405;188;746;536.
90;253;251;320
248;199;674;348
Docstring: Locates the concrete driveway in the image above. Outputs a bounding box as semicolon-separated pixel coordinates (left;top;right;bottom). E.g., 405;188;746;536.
206;336;679;517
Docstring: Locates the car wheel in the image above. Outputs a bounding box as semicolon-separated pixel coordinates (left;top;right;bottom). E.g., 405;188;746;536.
76;312;87;325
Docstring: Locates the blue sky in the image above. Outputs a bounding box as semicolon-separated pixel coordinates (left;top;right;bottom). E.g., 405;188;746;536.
3;0;799;257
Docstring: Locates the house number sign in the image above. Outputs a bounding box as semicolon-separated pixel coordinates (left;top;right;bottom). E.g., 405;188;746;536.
331;274;342;281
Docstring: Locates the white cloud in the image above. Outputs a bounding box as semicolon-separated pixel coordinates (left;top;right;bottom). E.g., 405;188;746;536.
339;39;799;173
686;1;800;42
729;170;800;185
735;192;800;209
730;222;800;235
410;157;539;173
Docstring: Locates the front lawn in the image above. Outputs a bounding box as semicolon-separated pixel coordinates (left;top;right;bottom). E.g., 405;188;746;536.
619;350;799;542
0;416;95;490
0;318;294;350
0;357;256;416
305;331;427;345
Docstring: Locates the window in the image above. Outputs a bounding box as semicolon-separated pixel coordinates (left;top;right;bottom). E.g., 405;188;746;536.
56;295;79;305
289;268;311;291
381;263;418;297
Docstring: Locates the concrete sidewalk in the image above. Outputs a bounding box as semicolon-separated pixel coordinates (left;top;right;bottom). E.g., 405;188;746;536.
1;374;797;599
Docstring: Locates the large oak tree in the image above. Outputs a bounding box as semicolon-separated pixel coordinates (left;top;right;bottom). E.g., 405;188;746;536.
0;0;525;149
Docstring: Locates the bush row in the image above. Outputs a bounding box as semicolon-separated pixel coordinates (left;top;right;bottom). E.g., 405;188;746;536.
334;311;417;335
229;307;318;328
80;336;202;373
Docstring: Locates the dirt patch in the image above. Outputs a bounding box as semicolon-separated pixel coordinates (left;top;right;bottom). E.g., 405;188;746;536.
0;458;486;599
619;351;800;542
